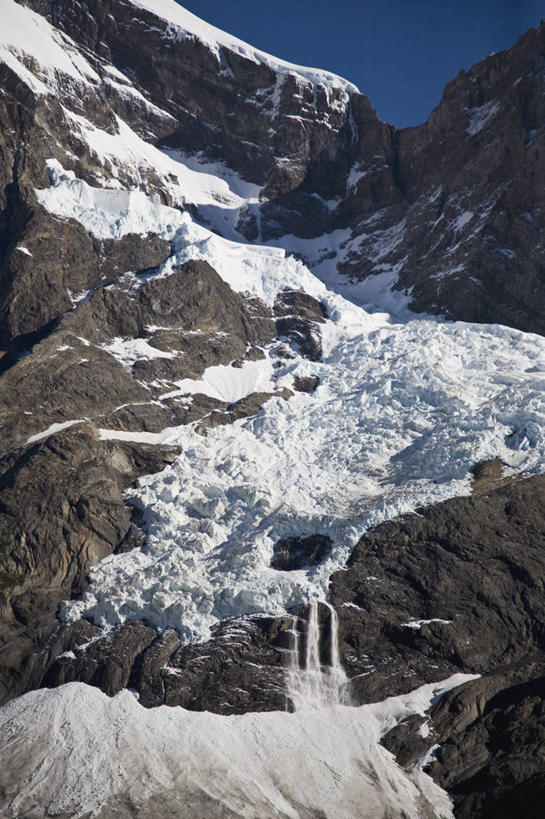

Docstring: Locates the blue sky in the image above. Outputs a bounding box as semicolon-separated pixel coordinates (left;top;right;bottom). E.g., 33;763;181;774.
176;0;543;127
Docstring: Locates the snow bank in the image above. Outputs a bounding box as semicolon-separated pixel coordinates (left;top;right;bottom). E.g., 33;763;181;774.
0;675;477;819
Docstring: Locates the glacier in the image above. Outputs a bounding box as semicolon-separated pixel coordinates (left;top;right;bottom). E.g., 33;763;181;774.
33;153;545;644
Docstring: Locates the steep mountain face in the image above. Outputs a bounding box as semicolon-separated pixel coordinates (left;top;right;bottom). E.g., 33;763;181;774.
1;1;545;817
3;0;545;346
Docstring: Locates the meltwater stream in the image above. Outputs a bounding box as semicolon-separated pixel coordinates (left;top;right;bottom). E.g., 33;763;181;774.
288;600;350;710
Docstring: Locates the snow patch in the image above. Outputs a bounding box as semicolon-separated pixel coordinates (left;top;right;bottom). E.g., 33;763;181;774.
451;211;473;231
466;101;500;135
159;357;279;404
402;619;454;630
26;419;86;445
102;337;176;369
346;162;368;189
35;159;183;239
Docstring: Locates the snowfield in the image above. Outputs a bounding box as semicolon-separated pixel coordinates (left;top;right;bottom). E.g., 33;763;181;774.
0;675;477;819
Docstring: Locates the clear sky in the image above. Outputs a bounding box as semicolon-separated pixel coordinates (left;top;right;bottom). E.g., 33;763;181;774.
175;0;543;127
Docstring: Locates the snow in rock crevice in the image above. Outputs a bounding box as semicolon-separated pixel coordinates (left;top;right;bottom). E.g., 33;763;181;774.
0;0;101;95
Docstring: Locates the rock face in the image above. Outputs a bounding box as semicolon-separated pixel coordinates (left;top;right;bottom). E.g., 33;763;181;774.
426;662;545;819
330;474;545;700
22;0;356;197
335;475;545;818
43;615;295;714
0;423;179;704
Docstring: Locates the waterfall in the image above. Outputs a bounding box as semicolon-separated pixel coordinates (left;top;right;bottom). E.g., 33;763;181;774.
288;600;350;710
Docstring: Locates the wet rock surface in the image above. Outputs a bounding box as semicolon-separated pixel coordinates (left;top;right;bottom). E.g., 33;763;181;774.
43;602;348;715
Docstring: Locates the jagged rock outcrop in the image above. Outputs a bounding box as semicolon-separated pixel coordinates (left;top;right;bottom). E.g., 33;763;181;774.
43;615;295;713
3;0;545;351
391;25;545;331
20;0;356;197
0;258;279;454
330;474;545;700
270;534;333;571
273;289;327;361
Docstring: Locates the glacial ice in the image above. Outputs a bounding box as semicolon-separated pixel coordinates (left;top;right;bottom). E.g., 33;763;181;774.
36;160;545;645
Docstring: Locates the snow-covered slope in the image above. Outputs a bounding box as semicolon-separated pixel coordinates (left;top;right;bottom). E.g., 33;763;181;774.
0;675;475;819
0;0;100;94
